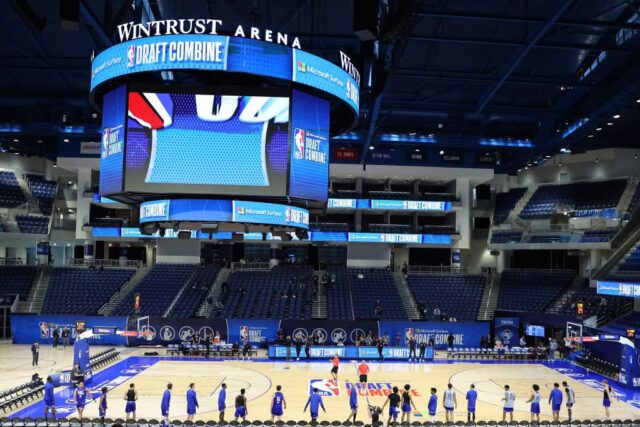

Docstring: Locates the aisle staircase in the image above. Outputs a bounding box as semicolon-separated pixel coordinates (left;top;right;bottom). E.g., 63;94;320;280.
163;268;200;317
195;267;230;317
99;265;152;314
17;266;51;313
477;273;500;321
394;272;420;320
506;185;537;224
617;177;638;213
312;270;327;319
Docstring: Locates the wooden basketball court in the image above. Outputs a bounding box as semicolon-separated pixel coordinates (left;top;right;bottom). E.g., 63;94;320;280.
3;344;639;422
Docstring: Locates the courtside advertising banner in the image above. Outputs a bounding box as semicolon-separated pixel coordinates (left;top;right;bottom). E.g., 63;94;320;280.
494;317;520;347
280;319;379;345
11;315;128;346
378;321;489;349
227;319;281;345
132;317;227;345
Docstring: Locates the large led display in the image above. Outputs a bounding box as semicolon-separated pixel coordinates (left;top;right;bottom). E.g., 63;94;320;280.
289;90;330;201
124;91;290;196
99;85;127;195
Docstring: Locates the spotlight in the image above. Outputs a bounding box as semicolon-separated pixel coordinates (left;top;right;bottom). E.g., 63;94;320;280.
613;114;620;119
369;146;375;150
587;135;594;138
606;122;613;126
439;150;444;155
595;158;599;163
295;229;309;240
595;128;602;131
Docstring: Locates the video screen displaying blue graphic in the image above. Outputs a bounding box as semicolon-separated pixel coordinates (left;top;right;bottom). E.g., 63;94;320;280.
525;324;545;337
137;199;309;229
289;90;330;201
90;35;359;116
597;280;640;298
125;91;290;196
99;85;127;195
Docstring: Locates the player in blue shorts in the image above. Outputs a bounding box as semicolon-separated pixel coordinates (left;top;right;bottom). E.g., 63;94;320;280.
124;383;138;421
526;384;541;423
548;382;563;422
43;376;56;420
235;388;249;422
218;382;227;422
345;381;359;424
400;384;417;423
73;381;88;419
502;384;515;422
304;387;326;422
186;383;199;421
161;383;172;426
466;384;478;422
271;385;287;421
98;387;108;421
381;386;401;425
443;383;457;422
428;388;438;423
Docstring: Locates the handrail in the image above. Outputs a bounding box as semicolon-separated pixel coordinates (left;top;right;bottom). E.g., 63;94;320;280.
67;258;143;268
231;261;271;271
407;265;465;274
0;258;25;265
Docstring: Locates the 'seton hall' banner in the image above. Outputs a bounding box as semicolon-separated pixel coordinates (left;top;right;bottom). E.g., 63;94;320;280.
378;321;489;349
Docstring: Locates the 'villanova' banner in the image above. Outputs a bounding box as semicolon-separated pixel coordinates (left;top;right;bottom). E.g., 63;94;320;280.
494;317;520;347
378;321;489;349
11;315;128;346
280;320;379;345
132;317;228;346
227;319;281;345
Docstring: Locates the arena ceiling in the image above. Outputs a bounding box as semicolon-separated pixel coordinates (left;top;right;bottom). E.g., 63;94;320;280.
1;0;640;173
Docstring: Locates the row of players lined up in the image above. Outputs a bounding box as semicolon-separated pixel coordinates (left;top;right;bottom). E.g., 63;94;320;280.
39;358;619;423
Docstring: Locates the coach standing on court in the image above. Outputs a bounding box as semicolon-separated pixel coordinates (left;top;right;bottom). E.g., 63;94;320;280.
294;336;303;360
31;342;39;366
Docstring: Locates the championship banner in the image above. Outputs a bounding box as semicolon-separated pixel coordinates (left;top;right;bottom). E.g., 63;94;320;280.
378;321;489;349
132;317;228;345
280;319;379;345
227;319;281;345
11;315;127;346
494;317;520;347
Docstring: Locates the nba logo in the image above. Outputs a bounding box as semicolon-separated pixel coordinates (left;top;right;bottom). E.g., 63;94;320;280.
285;208;291;223
240;326;249;343
101;128;110;157
309;379;340;397
294;128;305;159
127;45;136;68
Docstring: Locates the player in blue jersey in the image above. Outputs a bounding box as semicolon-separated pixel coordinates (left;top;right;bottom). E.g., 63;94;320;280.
186;383;199;421
218;382;227;422
73;381;88;419
526;384;541;423
345;381;358;424
304;388;326;422
271;385;287;421
466;384;478;422
43;376;56;420
428;388;438;423
549;382;563;422
400;384;417;423
161;383;172;425
98;387;108;421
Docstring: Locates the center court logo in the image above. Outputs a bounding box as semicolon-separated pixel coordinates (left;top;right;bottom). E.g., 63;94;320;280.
294;128;305;159
127;45;136;67
309;379;339;397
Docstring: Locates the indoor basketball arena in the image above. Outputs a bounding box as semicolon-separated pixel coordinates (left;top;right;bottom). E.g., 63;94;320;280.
1;1;640;426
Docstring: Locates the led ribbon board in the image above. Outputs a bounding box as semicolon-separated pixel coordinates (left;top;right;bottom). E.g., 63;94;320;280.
138;199;309;229
90;35;359;119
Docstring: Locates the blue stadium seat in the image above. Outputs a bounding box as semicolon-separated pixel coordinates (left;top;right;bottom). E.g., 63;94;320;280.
0;171;26;208
25;174;56;215
0;266;36;299
407;274;485;321
168;264;220;317
497;269;574;312
15;215;48;234
42;267;135;315
349;268;406;319
493;188;526;225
